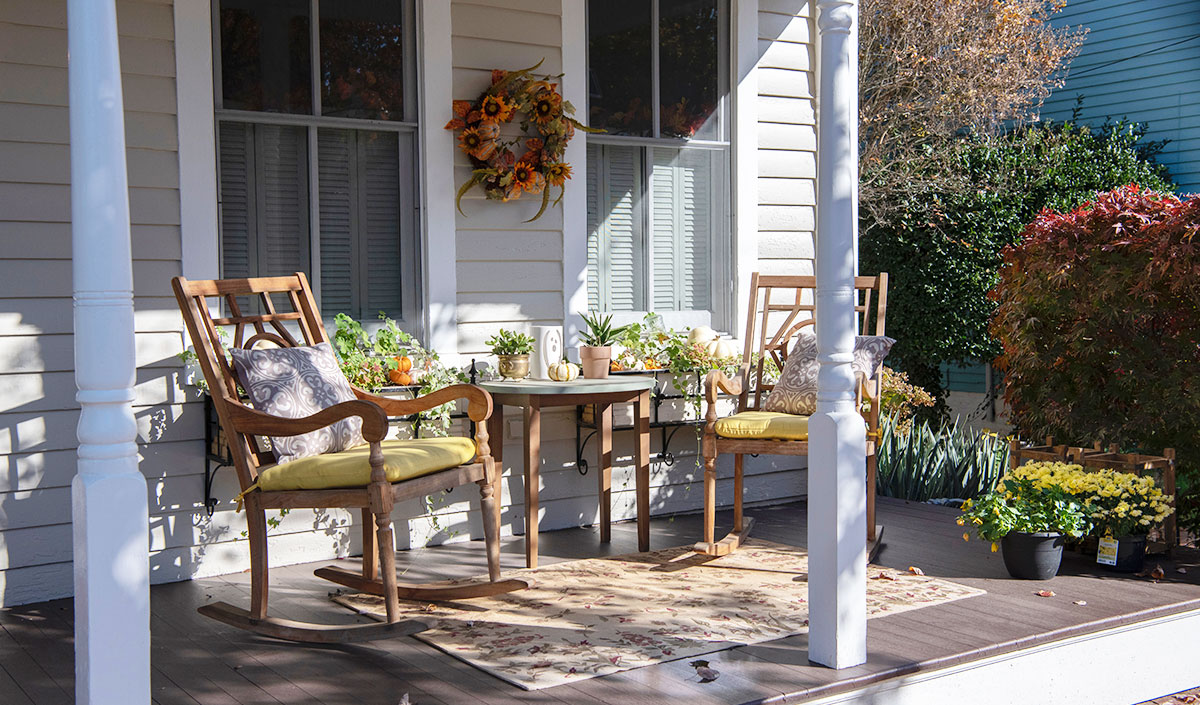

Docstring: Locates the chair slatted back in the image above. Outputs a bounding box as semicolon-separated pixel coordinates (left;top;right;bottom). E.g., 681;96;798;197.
741;273;889;411
173;273;331;489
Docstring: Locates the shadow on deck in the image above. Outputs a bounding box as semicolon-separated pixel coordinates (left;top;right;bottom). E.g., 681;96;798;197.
2;498;1199;704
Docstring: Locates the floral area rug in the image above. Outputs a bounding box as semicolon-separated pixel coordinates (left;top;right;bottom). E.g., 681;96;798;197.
333;539;985;690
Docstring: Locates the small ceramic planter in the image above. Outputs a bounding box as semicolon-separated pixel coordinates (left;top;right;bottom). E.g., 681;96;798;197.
1001;531;1064;580
578;346;611;379
496;354;530;381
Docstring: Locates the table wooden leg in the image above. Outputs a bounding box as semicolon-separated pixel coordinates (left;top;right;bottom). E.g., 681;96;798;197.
523;399;541;568
598;403;613;543
486;404;504;546
635;390;650;552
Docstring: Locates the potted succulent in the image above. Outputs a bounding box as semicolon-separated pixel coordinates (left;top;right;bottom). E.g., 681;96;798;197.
578;312;630;379
960;462;1094;580
487;329;535;381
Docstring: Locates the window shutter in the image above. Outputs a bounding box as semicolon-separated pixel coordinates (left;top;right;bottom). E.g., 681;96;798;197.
358;131;403;316
587;144;644;311
651;147;713;312
586;142;601;310
254;124;310;279
218;121;255;280
317;128;357;314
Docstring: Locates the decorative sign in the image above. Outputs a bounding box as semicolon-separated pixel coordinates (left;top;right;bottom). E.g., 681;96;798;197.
1096;536;1119;566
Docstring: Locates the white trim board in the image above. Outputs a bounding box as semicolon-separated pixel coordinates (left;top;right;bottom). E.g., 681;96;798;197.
174;0;220;280
799;607;1200;705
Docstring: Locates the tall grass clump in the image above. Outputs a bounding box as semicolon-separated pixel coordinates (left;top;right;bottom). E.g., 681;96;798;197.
875;415;1009;502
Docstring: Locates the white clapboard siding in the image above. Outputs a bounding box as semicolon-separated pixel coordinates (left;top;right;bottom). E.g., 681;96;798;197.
0;0;208;606
1043;0;1200;193
756;0;817;275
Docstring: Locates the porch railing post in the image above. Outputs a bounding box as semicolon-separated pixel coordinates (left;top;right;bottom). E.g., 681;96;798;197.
808;0;867;669
67;0;151;702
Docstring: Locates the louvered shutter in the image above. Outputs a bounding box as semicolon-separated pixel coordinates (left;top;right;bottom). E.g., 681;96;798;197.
318;128;356;314
359;131;403;315
586;144;644;311
219;121;255;280
651;147;714;312
254;124;310;279
586;143;602;310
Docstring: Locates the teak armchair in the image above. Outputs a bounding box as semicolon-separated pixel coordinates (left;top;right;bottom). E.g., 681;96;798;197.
696;273;889;558
173;273;524;643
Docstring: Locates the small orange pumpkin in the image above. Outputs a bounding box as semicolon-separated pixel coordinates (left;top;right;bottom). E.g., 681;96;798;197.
395;355;413;372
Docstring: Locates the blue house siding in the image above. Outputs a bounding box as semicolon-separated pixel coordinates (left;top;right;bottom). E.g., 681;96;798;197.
1043;0;1200;194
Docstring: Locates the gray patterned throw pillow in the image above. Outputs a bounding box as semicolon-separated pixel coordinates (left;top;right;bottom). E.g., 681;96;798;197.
762;328;895;416
230;342;365;464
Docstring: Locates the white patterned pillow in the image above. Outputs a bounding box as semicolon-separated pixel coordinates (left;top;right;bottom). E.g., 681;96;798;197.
762;329;895;416
230;342;365;464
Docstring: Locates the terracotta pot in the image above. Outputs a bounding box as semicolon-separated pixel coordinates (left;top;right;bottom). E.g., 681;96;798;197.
578;346;611;379
496;354;530;381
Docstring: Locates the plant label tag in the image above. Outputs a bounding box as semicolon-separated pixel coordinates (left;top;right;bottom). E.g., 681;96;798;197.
1097;537;1119;566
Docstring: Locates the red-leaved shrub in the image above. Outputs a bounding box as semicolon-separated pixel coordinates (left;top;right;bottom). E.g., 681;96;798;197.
991;184;1200;485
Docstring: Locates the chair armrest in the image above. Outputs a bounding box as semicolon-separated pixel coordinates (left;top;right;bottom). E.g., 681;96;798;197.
858;371;883;441
705;363;750;405
227;399;389;442
354;384;493;423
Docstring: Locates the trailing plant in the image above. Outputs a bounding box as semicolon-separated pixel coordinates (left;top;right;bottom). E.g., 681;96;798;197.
486;329;535;356
875;415;1009;502
579;312;631;348
958;466;1094;549
991;184;1200;534
861;119;1174;411
331;313;468;436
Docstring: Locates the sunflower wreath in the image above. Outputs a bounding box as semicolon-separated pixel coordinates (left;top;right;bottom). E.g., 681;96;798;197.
444;60;599;222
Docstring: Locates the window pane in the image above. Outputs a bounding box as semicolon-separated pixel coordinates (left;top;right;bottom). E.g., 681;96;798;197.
220;0;312;113
588;1;653;137
320;0;407;121
659;0;720;139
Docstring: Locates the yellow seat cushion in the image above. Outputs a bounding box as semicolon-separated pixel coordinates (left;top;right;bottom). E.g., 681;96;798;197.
714;411;809;441
256;437;477;492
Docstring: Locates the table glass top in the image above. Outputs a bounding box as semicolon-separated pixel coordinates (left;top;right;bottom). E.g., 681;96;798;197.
478;375;656;395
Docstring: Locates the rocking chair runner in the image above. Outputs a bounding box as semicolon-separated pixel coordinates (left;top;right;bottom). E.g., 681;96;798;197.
696;273;889;558
173;273;525;643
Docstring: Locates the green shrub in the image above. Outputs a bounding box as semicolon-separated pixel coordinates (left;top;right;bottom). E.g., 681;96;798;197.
990;184;1200;533
875;416;1010;502
860;120;1173;413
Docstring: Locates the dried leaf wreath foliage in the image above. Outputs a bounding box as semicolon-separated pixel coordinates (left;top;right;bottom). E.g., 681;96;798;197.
445;60;600;221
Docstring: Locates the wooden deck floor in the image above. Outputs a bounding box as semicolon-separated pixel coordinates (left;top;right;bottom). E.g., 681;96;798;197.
3;498;1200;705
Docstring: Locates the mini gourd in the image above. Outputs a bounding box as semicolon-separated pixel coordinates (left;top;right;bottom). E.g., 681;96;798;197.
548;359;580;382
705;336;738;361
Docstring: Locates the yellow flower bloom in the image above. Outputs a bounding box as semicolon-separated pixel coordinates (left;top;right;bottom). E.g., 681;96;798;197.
991;542;999;553
962;532;970;542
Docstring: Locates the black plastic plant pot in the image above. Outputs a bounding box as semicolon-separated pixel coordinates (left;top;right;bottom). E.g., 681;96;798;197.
1001;531;1064;580
1106;534;1148;573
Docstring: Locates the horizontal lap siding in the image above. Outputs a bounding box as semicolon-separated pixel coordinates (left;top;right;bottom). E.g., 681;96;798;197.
756;1;816;277
1044;0;1200;192
0;0;202;606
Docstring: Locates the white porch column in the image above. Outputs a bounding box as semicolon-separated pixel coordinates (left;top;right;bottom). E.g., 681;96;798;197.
808;0;867;670
68;0;151;703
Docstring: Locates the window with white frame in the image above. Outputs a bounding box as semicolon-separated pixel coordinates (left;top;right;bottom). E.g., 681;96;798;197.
586;0;730;326
214;0;421;329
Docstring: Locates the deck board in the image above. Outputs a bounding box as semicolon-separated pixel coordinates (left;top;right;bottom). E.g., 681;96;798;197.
4;498;1199;704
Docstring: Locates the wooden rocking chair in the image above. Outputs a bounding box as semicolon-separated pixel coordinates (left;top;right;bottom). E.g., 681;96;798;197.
173;273;525;643
696;273;889;558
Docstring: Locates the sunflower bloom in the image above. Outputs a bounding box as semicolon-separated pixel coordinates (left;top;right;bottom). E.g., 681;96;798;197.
459;126;498;161
544;162;573;187
511;161;544;194
479;94;515;124
532;90;562;125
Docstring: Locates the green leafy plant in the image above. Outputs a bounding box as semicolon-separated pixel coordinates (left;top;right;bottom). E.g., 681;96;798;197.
579;312;630;347
861;119;1173;413
991;184;1199;535
485;329;535;355
958;469;1093;548
875;415;1010;502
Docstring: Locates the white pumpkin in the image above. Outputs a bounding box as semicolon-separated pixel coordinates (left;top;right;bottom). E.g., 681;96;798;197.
688;325;718;345
548;359;580;382
704;336;739;361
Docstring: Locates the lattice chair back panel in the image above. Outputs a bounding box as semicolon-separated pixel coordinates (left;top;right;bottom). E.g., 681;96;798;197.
740;273;889;411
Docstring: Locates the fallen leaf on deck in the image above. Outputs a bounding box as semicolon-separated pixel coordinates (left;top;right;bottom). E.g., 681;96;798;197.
871;572;898;581
1177;567;1188;574
1035;590;1055;598
907;566;925;576
398;695;411;705
1073;600;1087;606
422;603;438;613
1150;565;1166;581
1173;694;1197;703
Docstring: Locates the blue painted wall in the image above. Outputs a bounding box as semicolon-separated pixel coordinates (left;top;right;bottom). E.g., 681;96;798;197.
1043;0;1200;194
